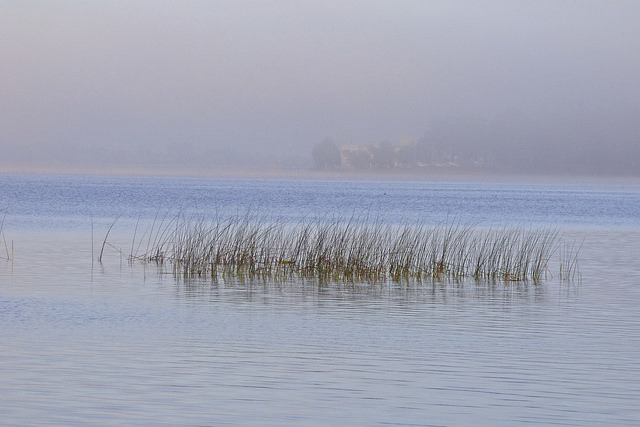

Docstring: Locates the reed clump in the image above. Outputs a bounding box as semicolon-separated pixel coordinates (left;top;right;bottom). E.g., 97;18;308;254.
127;213;574;283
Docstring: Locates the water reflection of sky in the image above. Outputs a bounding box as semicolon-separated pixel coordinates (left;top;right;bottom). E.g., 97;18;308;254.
2;174;640;231
2;175;640;425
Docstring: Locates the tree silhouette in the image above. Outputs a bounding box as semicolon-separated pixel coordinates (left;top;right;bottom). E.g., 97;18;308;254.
312;139;341;170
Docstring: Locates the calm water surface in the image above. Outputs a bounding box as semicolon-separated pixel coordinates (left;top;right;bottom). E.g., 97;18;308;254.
1;174;640;426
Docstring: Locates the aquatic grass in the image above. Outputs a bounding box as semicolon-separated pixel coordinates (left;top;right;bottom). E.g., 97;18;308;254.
559;239;583;283
121;213;578;283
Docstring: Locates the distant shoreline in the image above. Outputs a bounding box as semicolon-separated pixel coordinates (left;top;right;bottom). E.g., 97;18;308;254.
2;164;639;183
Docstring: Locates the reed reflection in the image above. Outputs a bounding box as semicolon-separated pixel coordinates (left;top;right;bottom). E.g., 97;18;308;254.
171;273;549;308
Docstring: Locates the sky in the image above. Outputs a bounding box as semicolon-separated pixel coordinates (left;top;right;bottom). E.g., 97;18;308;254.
1;1;639;175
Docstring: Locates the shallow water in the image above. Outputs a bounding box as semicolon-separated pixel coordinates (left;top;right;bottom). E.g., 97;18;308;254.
1;174;640;426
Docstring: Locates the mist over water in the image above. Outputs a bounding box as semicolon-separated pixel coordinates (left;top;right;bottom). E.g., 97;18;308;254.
2;0;640;423
2;1;639;176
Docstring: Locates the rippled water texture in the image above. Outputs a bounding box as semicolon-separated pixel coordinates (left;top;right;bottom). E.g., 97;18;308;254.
1;174;640;426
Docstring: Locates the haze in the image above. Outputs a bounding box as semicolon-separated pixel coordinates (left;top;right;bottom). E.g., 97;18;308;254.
2;1;639;176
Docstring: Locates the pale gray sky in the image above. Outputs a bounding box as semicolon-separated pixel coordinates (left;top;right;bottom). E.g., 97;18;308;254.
2;1;639;174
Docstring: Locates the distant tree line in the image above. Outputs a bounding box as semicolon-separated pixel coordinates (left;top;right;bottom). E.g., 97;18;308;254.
311;113;640;176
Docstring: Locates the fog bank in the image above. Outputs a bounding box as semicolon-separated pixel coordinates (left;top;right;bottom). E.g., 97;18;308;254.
2;1;638;176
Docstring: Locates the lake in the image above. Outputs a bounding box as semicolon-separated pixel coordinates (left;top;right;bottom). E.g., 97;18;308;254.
1;173;640;426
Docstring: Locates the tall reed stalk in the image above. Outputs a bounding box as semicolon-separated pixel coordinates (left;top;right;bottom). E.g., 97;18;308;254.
1;209;11;261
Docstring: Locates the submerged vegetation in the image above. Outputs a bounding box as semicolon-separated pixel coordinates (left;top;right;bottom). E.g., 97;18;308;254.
116;211;579;283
